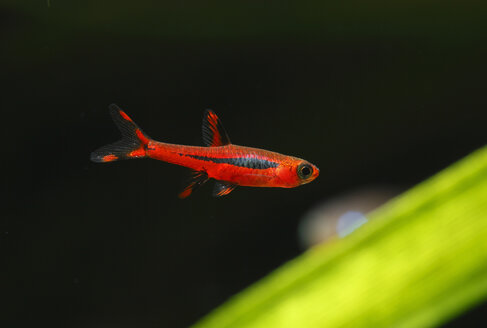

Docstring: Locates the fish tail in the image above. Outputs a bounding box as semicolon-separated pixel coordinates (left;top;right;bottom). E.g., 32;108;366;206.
90;104;151;163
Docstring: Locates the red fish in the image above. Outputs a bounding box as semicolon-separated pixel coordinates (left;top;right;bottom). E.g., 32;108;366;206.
91;104;319;198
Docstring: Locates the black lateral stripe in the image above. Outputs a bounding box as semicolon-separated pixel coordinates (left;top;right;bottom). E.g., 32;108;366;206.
186;154;279;169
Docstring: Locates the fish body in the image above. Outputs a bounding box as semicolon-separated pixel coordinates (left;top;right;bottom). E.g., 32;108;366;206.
91;104;319;198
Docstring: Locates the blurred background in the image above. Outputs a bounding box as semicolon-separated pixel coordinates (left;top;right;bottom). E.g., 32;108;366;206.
1;1;486;327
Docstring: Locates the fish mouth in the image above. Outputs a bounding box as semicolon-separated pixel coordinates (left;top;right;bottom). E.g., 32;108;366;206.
310;164;320;180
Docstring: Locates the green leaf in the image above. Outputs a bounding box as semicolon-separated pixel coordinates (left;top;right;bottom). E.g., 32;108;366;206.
194;146;487;328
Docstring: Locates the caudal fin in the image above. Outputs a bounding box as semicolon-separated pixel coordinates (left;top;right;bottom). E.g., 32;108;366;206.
90;104;151;163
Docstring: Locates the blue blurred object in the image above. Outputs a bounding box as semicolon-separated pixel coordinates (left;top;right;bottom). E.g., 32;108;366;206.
299;186;399;248
337;210;368;238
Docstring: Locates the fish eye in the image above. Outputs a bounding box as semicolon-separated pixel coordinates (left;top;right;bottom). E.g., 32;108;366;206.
298;163;313;179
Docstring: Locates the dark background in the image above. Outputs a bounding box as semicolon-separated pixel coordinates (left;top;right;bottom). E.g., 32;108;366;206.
2;1;486;327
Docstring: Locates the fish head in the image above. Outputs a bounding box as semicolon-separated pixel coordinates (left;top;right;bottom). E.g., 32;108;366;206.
277;158;320;188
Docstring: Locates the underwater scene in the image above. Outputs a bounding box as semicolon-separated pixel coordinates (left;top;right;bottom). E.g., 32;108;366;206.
2;1;487;327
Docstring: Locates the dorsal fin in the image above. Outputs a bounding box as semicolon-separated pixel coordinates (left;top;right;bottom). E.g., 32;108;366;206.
202;110;231;147
213;181;237;197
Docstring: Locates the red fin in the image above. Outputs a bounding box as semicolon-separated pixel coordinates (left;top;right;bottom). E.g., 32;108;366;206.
91;104;151;163
102;154;119;162
213;181;237;197
178;170;209;199
202;110;231;147
119;110;133;122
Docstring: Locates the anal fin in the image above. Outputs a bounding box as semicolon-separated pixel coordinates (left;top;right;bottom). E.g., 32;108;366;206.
213;181;237;197
179;170;209;199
